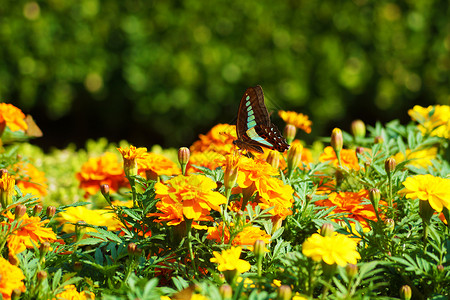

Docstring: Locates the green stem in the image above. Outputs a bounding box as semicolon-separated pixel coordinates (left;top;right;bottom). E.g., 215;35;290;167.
185;218;197;277
128;176;137;207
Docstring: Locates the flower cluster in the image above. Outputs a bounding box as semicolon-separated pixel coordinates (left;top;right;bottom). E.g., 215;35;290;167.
408;105;450;139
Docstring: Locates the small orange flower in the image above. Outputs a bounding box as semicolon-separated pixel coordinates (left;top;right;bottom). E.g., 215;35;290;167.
278;110;312;134
117;146;148;177
149;175;227;227
76;152;128;197
187;151;225;173
206;222;271;247
1;211;57;257
137;152;180;177
0;256;26;300
319;146;360;171
190;123;237;154
9;161;48;198
0;103;28;132
54;284;94;300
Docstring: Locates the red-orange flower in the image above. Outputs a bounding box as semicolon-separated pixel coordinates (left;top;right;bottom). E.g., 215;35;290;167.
2;211;57;257
187;151;225;174
207;222;271;247
9;161;47;198
149;175;227;227
0;103;28;132
137;152;180;178
319;146;360;171
0;256;26;300
278;110;312;134
190;123;236;154
76;152;128;197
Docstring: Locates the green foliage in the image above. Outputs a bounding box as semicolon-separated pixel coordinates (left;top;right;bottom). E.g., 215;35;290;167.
1;1;448;147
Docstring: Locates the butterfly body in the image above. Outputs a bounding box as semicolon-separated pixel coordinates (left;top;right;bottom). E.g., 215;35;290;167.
233;85;289;154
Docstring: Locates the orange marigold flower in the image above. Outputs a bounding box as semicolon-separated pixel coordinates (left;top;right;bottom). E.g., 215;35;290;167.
190;123;236;154
206;222;271;247
315;189;385;228
278;110;312;134
408;105;450;139
76;152;128;197
117;145;148;177
187;151;225;173
10;161;48;198
0;256;26;300
0;103;28;132
54;284;94;300
137;152;180;178
1;211;57;257
57;206;122;234
149;175;227;227
319;146;360;171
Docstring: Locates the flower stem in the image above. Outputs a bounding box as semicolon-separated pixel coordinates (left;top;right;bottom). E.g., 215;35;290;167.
185;218;197;277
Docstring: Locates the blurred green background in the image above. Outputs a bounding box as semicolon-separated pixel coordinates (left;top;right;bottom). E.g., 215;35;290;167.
1;0;449;150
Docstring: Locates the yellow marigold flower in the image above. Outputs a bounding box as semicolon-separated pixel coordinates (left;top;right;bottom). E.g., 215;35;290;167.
315;189;386;228
0;103;28;132
293;294;308;300
57;206;122;234
319;146;360;171
278;110;312;134
10;161;48;198
206;222;271;246
1;211;57;257
190;123;237;155
210;246;251;273
137;152;180;177
117;145;148;177
0;173;15;209
408;105;450;139
400;174;450;212
54;284;94;300
302;233;361;266
393;147;438;168
187;151;224;173
0;256;26;300
149;175;227;226
76;152;128;197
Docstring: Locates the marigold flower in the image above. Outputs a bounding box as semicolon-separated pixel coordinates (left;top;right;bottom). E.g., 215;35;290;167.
117;145;147;177
10;161;48;198
224;152;240;190
137;152;180;178
187;151;224;173
1;211;57;257
206;222;271;246
278;110;312;134
57;206;122;234
319;146;360;171
0;256;26;300
315;189;386;228
76;152;128;197
0;173;15;209
302;233;361;266
190;123;237;154
149;175;227;227
54;284;94;300
0;103;28;132
400;174;450;212
408;105;450;139
210;246;251;273
393;147;438;168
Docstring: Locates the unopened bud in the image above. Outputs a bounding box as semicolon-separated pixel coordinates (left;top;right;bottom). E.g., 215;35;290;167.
374;136;384;144
14;204;27;219
384;218;395;232
320;223;334;237
277;285;292;300
46;206;56;218
39;242;50;258
254;240;266;262
33;204;43;216
224;154;239;190
399;285;412;300
8;254;19;266
219;284;233;300
369;188;380;212
100;184;110;197
37;270;47;282
437;264;444;273
11;288;22;300
283;124;297;144
385;157;396;177
287;142;303;177
127;242;137;255
351;120;366;139
266;151;280;170
419;199;435;225
331;128;343;153
178;147;190;175
74;261;83;272
346;263;358;279
355;147;364;156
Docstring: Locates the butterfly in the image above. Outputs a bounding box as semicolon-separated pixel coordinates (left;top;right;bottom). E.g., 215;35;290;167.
233;85;289;154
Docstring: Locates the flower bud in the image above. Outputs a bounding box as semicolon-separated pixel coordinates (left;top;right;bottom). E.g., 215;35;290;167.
384;218;395;233
33;204;43;216
287;142;303;177
0;119;6;138
8;253;19;266
0;173;15;209
320;223;334;237
351;120;366;139
399;285;412;300
219;284;233;300
253;240;266;262
74;261;83;272
277;285;292;300
437;264;444;273
355;147;365;156
374;136;384;144
346;263;358;279
419;200;434;225
178;147;190;175
11;288;22;300
369;188;380;212
39;242;50;258
331;128;343;153
266;151;280;170
100;184;110;197
224;153;239;190
14;204;27;219
75;221;87;242
283;124;297;145
46;206;56;218
127;242;137;256
385;157;396;176
37;270;47;282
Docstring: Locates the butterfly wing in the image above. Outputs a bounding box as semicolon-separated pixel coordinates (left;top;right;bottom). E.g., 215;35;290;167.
234;85;289;153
